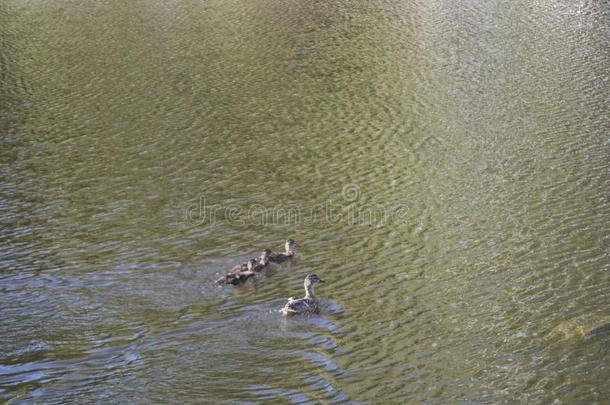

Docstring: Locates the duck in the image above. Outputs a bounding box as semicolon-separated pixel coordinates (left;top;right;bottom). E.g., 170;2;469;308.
215;259;258;285
281;274;325;315
267;239;298;264
256;249;270;270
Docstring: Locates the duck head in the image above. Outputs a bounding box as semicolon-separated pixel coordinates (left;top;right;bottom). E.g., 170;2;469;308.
247;258;258;271
305;273;325;284
304;273;325;298
285;239;298;254
259;249;272;265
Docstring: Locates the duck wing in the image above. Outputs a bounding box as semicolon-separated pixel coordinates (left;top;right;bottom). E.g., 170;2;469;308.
215;273;236;285
281;298;312;314
268;252;291;264
216;262;252;285
231;270;255;285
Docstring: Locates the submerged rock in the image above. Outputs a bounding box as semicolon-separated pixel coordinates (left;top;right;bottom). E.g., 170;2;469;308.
546;316;610;340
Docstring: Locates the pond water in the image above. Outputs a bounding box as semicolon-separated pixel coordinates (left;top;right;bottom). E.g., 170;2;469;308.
1;0;609;403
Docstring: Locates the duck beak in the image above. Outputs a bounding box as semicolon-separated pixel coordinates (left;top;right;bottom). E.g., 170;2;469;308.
318;278;326;283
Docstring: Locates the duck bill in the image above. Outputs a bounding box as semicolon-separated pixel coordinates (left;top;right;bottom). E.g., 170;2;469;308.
318;279;326;283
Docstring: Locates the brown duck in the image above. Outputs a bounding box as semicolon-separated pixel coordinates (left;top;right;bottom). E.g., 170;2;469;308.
281;274;325;315
266;239;297;264
215;259;259;285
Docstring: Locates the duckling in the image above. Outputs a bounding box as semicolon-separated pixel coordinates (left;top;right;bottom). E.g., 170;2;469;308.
215;259;258;285
257;249;270;269
281;274;325;315
268;239;298;264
